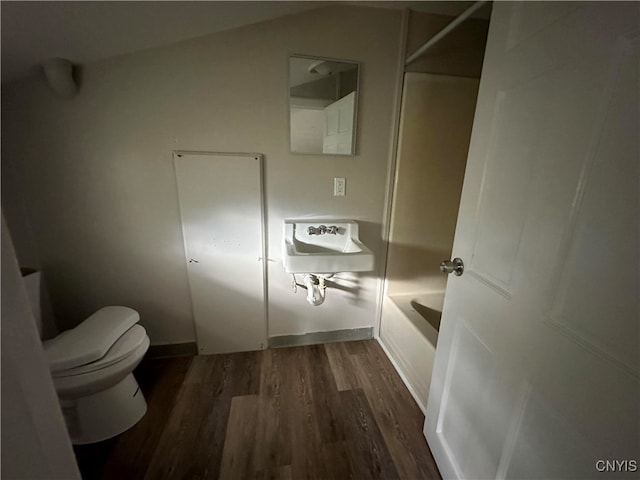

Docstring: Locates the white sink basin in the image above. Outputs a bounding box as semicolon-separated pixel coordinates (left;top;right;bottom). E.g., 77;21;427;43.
283;219;374;274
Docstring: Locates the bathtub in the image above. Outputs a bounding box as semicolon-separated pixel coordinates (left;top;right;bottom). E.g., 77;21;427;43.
378;292;443;413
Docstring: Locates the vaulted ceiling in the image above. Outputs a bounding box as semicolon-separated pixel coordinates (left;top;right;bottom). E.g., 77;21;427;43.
1;1;491;84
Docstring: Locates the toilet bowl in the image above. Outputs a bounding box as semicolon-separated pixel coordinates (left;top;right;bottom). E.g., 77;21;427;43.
42;306;150;444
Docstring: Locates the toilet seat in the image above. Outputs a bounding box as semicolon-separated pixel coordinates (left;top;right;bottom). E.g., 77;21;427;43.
35;301;150;444
51;325;148;377
43;306;140;372
51;333;149;398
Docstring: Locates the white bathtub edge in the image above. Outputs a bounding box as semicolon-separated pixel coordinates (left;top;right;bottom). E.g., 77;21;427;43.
378;293;441;415
377;336;428;415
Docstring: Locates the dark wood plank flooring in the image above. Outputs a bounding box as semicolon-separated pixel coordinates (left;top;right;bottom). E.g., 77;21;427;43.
74;340;441;479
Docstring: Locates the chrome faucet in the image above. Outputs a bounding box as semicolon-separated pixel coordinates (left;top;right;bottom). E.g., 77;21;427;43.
307;225;338;235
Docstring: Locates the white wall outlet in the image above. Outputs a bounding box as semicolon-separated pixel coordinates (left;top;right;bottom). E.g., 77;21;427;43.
334;177;346;196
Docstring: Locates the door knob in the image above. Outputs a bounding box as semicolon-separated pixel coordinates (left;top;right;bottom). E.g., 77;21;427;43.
440;257;464;276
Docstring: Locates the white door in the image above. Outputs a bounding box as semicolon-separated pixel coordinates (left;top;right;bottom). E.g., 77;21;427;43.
323;91;355;154
425;3;639;479
174;152;266;354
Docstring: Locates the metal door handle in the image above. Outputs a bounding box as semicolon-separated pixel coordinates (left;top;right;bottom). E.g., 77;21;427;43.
440;257;464;276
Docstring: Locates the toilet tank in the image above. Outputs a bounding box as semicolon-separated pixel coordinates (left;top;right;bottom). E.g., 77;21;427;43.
21;268;58;340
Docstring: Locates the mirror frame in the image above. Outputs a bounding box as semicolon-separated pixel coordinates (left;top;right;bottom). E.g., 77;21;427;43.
287;54;360;156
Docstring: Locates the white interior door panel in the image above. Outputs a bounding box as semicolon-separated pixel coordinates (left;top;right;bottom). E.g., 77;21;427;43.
425;3;639;478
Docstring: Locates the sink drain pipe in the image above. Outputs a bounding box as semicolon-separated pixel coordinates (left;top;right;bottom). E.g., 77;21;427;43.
303;274;326;306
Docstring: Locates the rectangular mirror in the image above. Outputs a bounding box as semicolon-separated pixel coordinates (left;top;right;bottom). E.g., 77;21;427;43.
288;55;359;155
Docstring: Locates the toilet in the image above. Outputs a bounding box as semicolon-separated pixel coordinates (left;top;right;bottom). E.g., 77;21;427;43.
43;306;150;444
22;269;150;444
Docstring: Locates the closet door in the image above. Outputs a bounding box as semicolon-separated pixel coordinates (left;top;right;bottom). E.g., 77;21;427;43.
174;152;266;354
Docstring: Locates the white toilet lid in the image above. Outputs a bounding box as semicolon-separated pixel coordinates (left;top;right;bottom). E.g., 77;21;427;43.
43;306;140;372
51;325;148;377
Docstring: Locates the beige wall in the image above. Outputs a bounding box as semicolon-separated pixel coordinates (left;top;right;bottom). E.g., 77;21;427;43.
1;6;403;343
386;73;479;296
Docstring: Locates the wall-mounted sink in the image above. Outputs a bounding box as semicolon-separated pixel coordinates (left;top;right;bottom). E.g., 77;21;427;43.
283;219;374;274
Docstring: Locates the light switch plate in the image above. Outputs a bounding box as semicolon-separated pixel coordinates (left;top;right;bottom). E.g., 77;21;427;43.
334;177;346;196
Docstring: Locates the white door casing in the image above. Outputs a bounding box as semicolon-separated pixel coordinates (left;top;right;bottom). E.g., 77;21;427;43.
174;152;267;354
425;3;639;479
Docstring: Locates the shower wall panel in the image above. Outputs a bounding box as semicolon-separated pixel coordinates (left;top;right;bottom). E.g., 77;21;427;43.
386;73;479;296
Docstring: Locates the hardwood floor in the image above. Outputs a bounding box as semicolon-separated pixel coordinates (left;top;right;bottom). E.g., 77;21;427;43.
74;340;441;479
